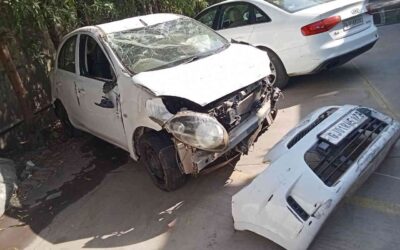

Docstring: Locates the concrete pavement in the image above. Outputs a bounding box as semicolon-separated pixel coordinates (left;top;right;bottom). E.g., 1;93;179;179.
353;23;400;119
0;24;399;250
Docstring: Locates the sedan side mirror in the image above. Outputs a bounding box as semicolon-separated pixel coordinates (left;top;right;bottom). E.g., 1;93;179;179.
103;79;117;94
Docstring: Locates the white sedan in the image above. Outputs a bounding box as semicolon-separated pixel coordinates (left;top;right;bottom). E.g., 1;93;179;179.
196;0;379;88
51;14;280;191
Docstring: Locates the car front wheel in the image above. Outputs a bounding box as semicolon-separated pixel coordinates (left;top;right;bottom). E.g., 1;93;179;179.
139;132;187;191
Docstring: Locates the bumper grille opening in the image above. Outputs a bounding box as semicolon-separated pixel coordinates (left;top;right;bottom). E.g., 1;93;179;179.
287;108;338;149
287;196;310;221
305;113;388;187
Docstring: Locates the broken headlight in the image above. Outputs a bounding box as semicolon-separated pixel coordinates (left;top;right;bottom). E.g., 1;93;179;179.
165;112;229;152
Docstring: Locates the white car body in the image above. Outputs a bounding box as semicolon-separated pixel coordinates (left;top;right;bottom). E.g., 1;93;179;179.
232;105;400;250
51;14;280;184
196;0;379;76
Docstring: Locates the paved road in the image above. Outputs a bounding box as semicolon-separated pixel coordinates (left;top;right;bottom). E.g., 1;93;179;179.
0;24;399;250
353;23;400;119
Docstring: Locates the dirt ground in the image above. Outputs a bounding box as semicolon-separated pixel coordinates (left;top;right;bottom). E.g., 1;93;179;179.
0;24;399;250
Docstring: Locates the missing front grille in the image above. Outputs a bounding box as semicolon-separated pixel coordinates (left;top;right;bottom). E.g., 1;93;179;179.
305;113;387;186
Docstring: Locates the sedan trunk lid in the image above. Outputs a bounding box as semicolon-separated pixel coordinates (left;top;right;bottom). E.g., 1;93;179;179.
297;0;371;39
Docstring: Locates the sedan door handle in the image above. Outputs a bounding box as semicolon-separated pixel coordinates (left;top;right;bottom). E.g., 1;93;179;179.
77;88;85;94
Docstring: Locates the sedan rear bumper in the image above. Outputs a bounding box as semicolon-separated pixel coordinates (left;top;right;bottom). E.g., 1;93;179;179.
232;105;400;250
311;40;377;73
284;23;379;76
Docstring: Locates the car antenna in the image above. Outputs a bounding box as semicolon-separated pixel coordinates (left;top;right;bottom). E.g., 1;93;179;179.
139;19;148;27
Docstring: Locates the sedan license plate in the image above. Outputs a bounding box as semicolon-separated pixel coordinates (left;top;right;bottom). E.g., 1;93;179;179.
320;110;368;145
343;15;364;31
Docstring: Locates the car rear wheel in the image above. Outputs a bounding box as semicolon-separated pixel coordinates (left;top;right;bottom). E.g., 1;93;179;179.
264;49;289;89
139;132;187;191
54;101;79;137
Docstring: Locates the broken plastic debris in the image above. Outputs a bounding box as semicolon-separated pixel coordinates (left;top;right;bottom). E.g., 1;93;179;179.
26;161;35;168
45;191;62;201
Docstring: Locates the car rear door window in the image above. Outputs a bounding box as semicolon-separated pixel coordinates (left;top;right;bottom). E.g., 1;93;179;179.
197;7;218;28
79;34;113;80
58;36;77;73
253;6;271;23
220;3;251;29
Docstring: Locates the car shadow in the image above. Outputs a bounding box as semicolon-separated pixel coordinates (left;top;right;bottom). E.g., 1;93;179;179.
2;135;131;247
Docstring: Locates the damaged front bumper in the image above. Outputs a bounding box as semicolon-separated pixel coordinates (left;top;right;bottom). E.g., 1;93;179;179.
176;87;281;174
146;83;281;175
177;98;275;174
232;105;400;250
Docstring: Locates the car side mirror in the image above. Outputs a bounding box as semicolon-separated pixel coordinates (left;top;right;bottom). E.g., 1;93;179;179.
103;79;117;94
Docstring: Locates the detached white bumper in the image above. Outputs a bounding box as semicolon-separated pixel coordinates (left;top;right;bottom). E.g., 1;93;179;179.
232;105;400;250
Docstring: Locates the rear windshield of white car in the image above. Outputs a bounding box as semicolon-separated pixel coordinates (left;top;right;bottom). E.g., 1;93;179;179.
106;17;229;74
265;0;337;13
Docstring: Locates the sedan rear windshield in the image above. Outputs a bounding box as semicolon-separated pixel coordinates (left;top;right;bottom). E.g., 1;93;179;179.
265;0;337;13
106;17;229;74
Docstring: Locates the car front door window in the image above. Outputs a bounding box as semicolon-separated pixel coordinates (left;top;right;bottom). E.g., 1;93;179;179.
79;35;113;80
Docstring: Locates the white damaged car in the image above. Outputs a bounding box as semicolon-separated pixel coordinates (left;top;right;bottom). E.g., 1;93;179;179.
232;105;400;250
51;14;280;191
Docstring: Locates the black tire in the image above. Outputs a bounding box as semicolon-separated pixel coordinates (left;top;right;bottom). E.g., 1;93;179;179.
54;101;78;137
139;132;187;191
263;49;289;89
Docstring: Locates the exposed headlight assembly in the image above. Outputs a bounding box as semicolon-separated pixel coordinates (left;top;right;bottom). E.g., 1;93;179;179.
165;111;229;152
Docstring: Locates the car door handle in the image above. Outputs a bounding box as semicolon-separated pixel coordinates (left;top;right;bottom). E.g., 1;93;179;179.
77;88;85;94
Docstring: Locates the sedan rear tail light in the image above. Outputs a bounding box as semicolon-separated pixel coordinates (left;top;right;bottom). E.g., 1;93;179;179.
301;16;341;36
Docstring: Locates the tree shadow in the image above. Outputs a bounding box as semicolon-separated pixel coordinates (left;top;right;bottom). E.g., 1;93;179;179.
1;133;244;249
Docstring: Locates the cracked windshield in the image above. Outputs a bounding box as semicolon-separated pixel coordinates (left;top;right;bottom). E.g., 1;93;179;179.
107;17;229;73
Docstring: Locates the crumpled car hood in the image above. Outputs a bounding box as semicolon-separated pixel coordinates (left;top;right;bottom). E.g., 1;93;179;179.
132;44;270;106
